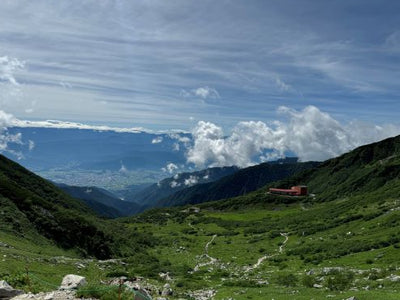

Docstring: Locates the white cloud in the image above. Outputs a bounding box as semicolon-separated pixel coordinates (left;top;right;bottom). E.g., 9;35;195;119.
180;86;220;100
162;162;179;174
194;86;220;99
170;180;181;188
186;106;400;167
152;136;163;144
184;175;199;186
28;140;35;151
0;56;24;86
275;77;291;92
10;119;148;133
0;56;25;111
0;110;23;155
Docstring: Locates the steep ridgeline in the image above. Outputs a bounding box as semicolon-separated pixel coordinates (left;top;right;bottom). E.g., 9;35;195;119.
0;154;153;259
57;184;142;218
201;134;400;212
271;135;400;202
131;166;239;206
155;160;320;207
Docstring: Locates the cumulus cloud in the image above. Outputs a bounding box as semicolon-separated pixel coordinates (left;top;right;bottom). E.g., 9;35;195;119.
152;136;163;144
162;162;179;174
180;86;220;100
186;106;400;167
184;175;199;186
0;110;23;155
170;180;181;188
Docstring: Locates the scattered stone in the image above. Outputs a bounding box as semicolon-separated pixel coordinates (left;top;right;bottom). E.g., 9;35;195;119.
75;263;85;269
10;290;80;300
387;274;400;282
0;280;23;299
0;242;12;248
306;269;314;275
161;283;173;296
186;289;216;300
313;283;323;288
159;272;172;281
59;275;86;290
346;297;357;300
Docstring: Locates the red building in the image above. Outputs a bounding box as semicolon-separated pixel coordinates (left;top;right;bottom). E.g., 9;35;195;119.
269;185;308;196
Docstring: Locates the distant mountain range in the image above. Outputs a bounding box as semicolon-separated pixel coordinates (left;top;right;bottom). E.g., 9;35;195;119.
155;159;320;207
130;166;240;206
56;183;142;218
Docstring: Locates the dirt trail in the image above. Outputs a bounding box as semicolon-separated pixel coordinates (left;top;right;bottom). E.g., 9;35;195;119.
193;234;218;272
244;232;289;272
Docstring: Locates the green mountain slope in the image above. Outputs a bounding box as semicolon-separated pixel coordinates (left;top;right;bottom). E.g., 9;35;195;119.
155;160;320;207
57;184;142;218
271;135;400;201
0;154;153;259
131;166;239;206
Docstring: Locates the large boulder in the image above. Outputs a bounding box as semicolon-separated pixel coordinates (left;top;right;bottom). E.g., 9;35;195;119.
0;280;23;299
59;275;86;290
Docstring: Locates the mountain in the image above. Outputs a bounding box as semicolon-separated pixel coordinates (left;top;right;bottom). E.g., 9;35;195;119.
269;134;400;202
122;135;400;298
155;159;320;207
0;154;155;259
130;166;239;206
56;184;143;218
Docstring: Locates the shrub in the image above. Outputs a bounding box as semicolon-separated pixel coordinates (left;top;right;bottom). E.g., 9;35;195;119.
326;270;354;291
302;275;317;288
275;273;298;287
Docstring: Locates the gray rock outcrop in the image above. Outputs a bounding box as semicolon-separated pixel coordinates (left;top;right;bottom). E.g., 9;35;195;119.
0;280;23;299
59;275;86;290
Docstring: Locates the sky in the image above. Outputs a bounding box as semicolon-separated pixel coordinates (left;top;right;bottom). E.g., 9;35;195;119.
1;0;400;165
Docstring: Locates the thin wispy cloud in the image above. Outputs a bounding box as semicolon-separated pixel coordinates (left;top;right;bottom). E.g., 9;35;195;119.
0;1;399;131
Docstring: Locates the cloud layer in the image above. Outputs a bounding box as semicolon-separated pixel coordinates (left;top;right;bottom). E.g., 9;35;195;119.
1;1;400;129
186;106;400;167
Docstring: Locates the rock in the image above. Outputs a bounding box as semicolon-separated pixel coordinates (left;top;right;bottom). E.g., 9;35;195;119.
59;275;86;290
312;283;323;288
346;297;357;300
159;272;172;281
0;280;23;299
306;269;314;275
388;274;400;282
161;283;173;296
43;292;55;300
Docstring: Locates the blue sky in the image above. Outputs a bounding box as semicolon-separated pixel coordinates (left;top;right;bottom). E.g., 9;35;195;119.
1;0;400;133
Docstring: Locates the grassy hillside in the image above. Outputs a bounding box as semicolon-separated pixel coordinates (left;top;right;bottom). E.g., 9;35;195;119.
1;136;400;299
0;154;156;259
156;160;320;207
57;184;142;218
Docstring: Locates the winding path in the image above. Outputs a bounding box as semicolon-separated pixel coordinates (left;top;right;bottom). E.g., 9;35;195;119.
193;234;218;272
244;232;289;272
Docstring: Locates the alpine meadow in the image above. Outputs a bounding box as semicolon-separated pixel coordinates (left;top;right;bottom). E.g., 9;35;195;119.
1;1;400;300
